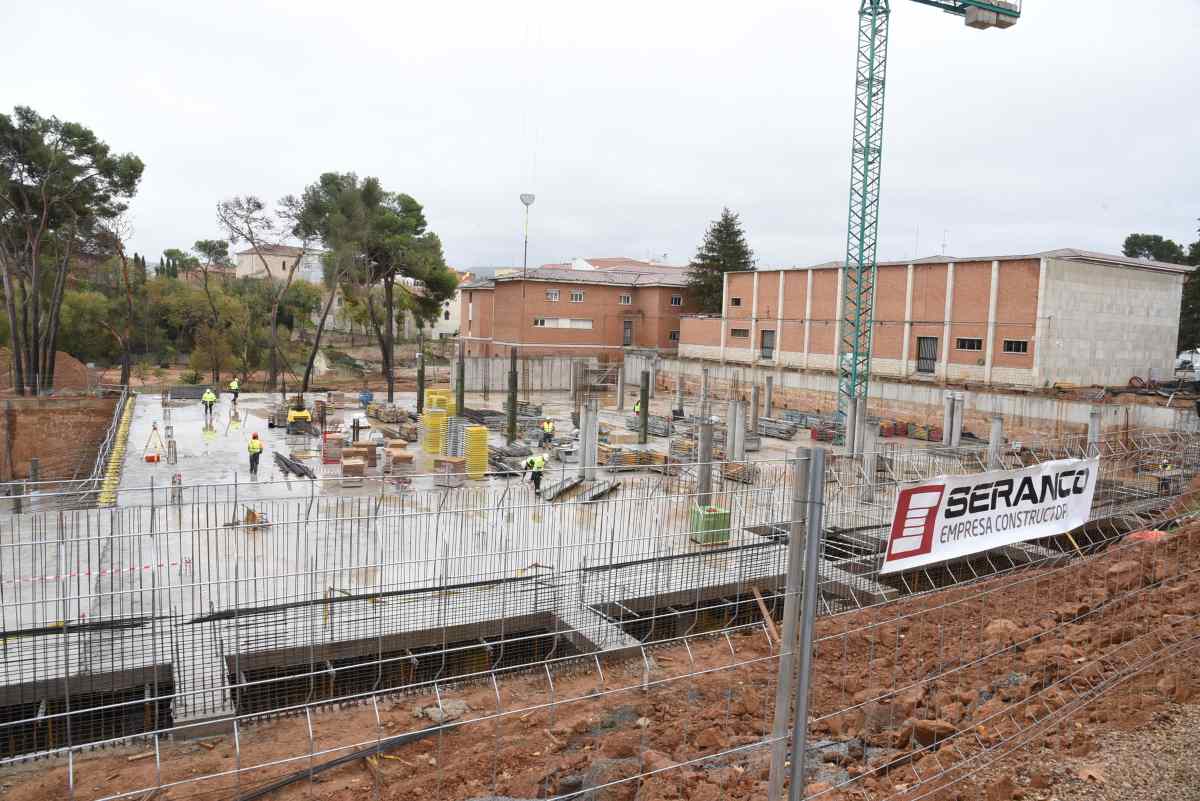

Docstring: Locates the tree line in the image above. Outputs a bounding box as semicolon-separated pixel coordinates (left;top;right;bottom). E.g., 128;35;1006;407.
0;106;457;396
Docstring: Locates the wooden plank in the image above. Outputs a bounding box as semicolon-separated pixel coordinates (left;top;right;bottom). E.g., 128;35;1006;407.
750;586;780;646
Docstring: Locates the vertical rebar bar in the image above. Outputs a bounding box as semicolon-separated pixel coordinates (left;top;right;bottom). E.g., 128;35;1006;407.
845;397;858;456
988;415;1003;468
638;371;649;445
768;448;810;801
455;340;465;417
854;395;867;456
751;384;761;434
765;375;774;418
787;447;826;801
507;349;518;445
697;419;714;509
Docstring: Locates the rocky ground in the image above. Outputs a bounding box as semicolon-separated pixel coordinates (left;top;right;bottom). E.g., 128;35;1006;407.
2;524;1199;801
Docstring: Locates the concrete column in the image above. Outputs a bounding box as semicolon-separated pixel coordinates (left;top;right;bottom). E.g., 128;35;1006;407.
765;375;774;418
638;370;650;445
582;399;600;480
1088;407;1102;453
988;415;1003;468
940;262;955;380
1032;257;1048;384
901;264;914;376
697;420;714;508
649;359;657;399
674;370;684;415
854;395;868;457
751;272;760;364
616;368;625;411
984;259;1000;384
700;368;710;415
733;402;746;460
942;392;954;446
845;397;858;455
776;271;786;363
750;384;761;433
951;392;964;448
803;269;814;370
832;267;845;374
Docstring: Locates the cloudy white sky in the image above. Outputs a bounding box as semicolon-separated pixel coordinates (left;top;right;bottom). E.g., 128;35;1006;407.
4;1;1197;269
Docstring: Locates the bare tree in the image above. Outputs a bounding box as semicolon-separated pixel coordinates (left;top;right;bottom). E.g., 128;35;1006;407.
216;195;311;393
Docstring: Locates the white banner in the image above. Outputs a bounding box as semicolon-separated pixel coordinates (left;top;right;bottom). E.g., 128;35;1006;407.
879;457;1099;575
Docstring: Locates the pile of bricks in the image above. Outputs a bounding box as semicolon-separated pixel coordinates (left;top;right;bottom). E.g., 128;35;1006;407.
383;439;413;475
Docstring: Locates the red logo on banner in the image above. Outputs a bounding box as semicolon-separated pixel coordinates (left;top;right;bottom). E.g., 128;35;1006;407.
885;484;946;563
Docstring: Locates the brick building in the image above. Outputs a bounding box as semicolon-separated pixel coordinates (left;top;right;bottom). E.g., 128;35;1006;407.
460;259;698;359
678;249;1191;387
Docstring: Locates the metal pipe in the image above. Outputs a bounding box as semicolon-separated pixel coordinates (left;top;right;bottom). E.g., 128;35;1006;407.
638;371;650;445
697;420;714;508
787;447;826;801
767;448;811;801
765;375;774;418
506;349;518;445
1088;407;1101;455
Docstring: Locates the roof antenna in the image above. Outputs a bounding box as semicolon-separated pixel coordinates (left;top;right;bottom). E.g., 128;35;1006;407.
941;229;949;256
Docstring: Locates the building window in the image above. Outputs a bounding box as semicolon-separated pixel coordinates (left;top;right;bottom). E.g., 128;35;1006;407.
534;317;547;327
730;297;742;307
618;294;632;305
955;338;983;351
545;289;560;302
670;295;682;307
669;330;680;342
1003;339;1029;354
730;328;750;339
443;311;450;320
569;290;584;303
570;319;593;330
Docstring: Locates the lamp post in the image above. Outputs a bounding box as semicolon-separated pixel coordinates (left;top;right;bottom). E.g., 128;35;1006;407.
519;192;535;359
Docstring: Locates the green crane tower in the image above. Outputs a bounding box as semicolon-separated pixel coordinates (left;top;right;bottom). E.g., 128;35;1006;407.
838;0;1021;448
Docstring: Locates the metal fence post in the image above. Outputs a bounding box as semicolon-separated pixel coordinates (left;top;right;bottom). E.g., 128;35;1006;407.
787;447;825;801
768;448;811;801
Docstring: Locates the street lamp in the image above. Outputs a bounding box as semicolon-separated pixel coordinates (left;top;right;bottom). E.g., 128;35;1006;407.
520;193;535;277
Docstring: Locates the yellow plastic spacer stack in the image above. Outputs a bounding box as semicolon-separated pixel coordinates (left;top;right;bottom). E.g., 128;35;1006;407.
97;396;136;507
424;389;455;417
421;407;447;454
464;425;488;479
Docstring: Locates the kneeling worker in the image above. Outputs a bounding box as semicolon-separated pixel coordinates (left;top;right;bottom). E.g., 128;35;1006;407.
541;417;555;446
248;432;263;478
525;452;546;496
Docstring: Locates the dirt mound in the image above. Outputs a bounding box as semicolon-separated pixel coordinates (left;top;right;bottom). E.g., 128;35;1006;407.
0;348;92;392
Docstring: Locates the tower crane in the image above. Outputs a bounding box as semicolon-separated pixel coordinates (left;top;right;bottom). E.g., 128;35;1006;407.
838;1;1020;450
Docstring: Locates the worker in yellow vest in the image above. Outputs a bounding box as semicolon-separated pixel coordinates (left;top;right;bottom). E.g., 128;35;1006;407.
541;418;555;446
201;387;217;419
228;377;240;403
525;453;546;496
248;432;263;478
633;399;641;415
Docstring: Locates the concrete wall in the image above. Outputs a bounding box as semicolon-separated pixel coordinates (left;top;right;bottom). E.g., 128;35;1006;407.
1038;257;1183;386
0;397;118;481
455;356;598;392
625;353;1199;439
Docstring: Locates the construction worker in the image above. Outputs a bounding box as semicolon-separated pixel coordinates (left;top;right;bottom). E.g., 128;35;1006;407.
228;376;240;403
248;432;264;478
633;398;642;415
541;418;556;446
525;452;546;496
201;387;217;418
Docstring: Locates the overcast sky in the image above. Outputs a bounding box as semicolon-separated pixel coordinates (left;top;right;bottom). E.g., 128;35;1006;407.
4;1;1197;269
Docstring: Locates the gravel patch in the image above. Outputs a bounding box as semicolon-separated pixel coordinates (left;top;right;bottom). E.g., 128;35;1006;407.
1052;703;1200;801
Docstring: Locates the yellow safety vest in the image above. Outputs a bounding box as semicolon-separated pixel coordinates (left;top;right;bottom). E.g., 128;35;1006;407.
229;379;239;391
202;391;216;403
248;439;263;454
542;421;554;434
528;455;545;471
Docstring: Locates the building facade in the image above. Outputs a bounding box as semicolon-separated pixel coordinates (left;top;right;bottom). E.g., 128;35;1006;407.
678;249;1190;387
460;260;697;358
235;245;325;284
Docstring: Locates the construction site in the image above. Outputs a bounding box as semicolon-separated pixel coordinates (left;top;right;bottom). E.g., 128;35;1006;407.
0;339;1197;800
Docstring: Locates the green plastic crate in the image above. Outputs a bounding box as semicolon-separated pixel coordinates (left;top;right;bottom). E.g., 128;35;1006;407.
690;504;731;546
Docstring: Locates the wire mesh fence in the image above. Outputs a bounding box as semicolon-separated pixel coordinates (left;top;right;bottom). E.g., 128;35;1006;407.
0;427;1196;800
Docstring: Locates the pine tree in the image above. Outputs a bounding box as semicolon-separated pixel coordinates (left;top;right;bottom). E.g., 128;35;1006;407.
686;208;754;313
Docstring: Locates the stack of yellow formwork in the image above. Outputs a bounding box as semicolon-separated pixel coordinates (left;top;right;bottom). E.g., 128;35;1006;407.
98;398;136;507
425;388;456;416
464;425;488;479
421;407;447;454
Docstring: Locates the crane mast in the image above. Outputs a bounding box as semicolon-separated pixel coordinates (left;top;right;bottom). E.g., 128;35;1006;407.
836;0;1020;450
